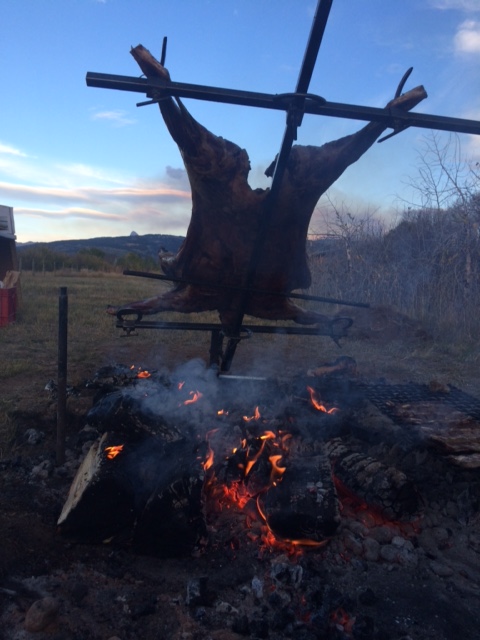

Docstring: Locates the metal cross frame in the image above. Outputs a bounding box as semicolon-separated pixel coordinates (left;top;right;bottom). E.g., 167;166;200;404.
86;0;480;372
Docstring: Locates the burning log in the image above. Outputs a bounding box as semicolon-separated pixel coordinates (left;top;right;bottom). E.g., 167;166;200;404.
57;432;139;540
58;431;207;555
325;438;420;521
107;45;427;328
259;452;341;543
132;468;205;557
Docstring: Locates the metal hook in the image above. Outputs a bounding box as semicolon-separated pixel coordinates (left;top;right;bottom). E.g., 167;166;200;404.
378;67;414;143
395;66;413;99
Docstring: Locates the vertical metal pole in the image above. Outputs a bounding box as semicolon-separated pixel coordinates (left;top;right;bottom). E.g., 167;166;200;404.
56;286;68;465
220;0;334;372
209;329;224;369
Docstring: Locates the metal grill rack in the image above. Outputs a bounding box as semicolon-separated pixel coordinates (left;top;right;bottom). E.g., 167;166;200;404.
360;382;480;422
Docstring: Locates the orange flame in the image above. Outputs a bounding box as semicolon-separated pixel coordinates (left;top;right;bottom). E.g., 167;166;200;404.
105;445;124;460
184;390;203;405
243;406;261;422
244;432;275;476
256;496;329;552
130;365;151;378
306;386;338;414
268;454;286;484
203;444;215;471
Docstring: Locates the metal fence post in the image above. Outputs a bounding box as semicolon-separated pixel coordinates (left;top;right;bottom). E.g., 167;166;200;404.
56;287;68;465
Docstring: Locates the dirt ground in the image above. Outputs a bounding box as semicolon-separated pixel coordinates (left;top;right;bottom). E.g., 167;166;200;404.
1;306;480;640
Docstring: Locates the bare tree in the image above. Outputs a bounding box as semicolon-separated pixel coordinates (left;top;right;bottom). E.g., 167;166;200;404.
402;132;480;314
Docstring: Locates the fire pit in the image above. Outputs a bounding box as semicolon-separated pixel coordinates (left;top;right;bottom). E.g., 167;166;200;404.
2;354;480;639
59;360;433;561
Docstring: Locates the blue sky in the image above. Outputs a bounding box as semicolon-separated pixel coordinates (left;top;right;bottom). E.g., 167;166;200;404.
1;0;479;242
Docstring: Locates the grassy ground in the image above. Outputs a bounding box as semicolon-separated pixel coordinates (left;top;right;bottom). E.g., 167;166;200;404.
1;270;480;458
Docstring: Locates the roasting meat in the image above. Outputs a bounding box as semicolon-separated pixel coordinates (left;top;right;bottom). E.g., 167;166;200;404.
107;45;427;327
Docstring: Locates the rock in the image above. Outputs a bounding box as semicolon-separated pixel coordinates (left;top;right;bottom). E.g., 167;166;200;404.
251;576;264;599
369;525;396;545
362;537;380;562
429;560;454;577
24;597;60;632
379;544;398;563
30;459;53;479
186;577;211;607
24;428;45;445
215;600;238;614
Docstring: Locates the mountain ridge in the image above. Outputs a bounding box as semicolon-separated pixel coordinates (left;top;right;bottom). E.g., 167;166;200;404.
16;233;185;260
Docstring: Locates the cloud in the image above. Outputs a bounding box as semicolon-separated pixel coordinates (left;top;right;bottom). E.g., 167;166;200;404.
15;206;126;221
0;138;194;241
91;110;136;127
56;162;129;185
0;142;28;157
454;20;480;53
0;180;191;206
165;166;187;181
429;0;480;10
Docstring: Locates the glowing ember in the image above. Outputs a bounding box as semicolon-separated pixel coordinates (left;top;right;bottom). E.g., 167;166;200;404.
184;390;203;405
306;386;338;413
330;608;356;634
129;365;151;378
104;445;124;460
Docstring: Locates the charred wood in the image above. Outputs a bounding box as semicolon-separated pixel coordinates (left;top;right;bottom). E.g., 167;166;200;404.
325;438;420;520
57;431;206;556
260;453;341;542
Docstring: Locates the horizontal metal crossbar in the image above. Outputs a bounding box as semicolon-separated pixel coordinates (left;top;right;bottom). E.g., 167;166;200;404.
86;72;480;136
122;269;370;309
115;319;346;336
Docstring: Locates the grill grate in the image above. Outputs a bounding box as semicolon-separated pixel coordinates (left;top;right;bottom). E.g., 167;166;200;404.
358;382;480;422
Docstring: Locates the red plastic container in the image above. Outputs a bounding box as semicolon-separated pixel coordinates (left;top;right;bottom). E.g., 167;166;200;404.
0;287;16;326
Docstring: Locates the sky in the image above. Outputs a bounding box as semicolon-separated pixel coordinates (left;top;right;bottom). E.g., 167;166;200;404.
1;0;480;243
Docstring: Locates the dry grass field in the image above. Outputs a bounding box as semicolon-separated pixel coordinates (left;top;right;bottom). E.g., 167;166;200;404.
1;270;480;459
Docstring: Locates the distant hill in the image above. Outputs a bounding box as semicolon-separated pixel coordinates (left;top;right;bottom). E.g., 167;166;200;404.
17;233;185;261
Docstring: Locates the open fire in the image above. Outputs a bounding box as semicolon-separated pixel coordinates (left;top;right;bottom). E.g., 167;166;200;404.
38;360;480;640
57;363;423;560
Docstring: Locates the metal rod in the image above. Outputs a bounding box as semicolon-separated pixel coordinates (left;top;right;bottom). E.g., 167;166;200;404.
221;0;334;371
56;287;68;465
122;269;370;309
296;0;333;94
85;72;480;136
115;319;351;337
